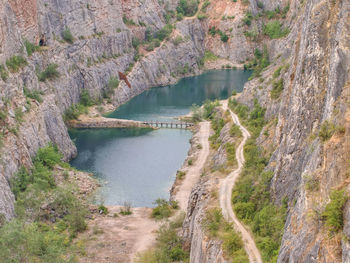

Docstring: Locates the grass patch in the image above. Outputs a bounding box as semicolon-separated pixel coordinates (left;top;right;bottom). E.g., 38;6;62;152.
38;64;60;81
0;65;8;81
176;0;198;17
120;202;132;215
136;213;188;263
103;76;119;99
263;21;289;39
176;170;186;180
226;143;237;167
244;46;269;79
322;189;348;233
203;208;249;262
64;90;97;121
319;120;335;142
6;55;27;73
62;28;74;43
203;50;218;62
230;123;243;138
24;88;43;103
270;78;284;99
151;199;178;220
208;27;229;42
24;39;40;56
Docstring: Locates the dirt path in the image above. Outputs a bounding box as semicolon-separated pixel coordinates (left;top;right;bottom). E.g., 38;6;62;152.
79;207;160;263
219;100;263;263
175;121;210;211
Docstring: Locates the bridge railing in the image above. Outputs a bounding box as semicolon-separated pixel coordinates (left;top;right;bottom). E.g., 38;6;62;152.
142;121;194;129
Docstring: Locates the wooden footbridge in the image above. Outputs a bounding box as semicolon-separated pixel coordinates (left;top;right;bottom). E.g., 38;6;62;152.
69;117;194;129
143;121;194;129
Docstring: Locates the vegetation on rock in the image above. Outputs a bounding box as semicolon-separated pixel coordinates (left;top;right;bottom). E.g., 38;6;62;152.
203;208;249;263
2;145;88;262
6;56;27;73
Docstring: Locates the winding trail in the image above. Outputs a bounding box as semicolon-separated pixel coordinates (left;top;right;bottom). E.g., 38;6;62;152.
220;100;263;263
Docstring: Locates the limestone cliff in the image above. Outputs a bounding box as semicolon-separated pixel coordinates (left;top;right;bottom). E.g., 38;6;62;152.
0;0;349;262
237;0;350;261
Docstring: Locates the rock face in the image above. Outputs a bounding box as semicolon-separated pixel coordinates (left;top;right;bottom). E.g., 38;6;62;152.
238;0;350;262
182;180;228;263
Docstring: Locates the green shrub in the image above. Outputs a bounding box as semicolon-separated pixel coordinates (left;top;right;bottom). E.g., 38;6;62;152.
38;64;60;81
203;208;249;262
0;220;76;263
273;66;283;78
203;208;223;237
11;166;31;198
319;120;335;142
6;55;27;72
98;205;109;215
151;198;176;219
176;170;186;180
263;21;289;39
304;174;319;191
123;15;137;26
172;36;184;46
270;78;284;99
35;144;62;169
245;46;270;79
64;104;88;121
154;24;173;41
62;28;74;43
80;90;95;106
103;76;119;98
230;123;242;137
0;65;8;81
201;0;210;11
14;107;24;123
24;39;39;56
226;143;237;166
197;13;208;20
24;88;43;103
5;145;87;261
220;33;229;42
177;0;198;17
203;51;218;62
243;11;253;26
132;37;141;49
257;1;264;8
137;215;188;262
322;190;348;233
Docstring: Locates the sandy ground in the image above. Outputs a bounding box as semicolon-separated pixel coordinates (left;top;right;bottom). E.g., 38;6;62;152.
175;121;211;210
78;206;160;263
219;100;263;263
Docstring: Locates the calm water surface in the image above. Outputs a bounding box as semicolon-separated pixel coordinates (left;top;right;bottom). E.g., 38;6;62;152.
69;70;251;207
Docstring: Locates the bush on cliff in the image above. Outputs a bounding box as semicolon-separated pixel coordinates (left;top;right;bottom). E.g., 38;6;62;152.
176;0;198;17
6;55;27;73
38;64;60;81
322;189;348;233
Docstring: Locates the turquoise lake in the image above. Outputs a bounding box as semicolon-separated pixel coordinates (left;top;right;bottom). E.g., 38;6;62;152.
69;70;251;207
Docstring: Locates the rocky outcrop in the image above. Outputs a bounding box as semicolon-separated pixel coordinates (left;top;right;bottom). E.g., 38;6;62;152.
182;180;228;263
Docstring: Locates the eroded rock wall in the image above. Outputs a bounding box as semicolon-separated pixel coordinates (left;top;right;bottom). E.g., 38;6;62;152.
238;0;350;261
